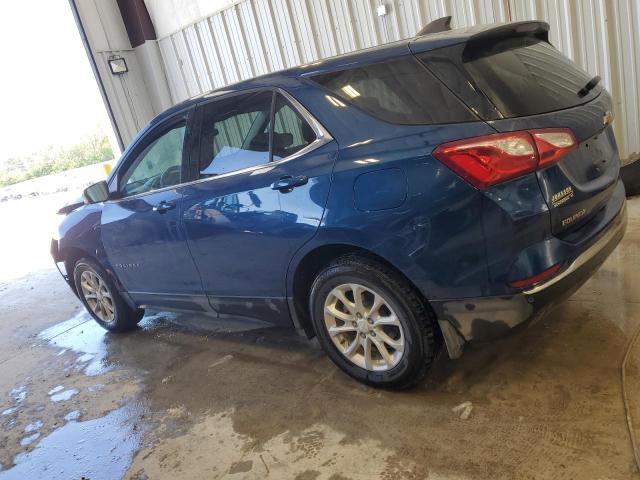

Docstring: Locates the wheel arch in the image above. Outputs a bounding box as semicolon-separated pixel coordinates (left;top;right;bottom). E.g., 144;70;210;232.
58;246;133;308
54;246;95;297
288;243;439;340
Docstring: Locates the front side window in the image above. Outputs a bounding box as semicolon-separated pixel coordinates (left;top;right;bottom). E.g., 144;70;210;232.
121;122;186;197
199;91;273;176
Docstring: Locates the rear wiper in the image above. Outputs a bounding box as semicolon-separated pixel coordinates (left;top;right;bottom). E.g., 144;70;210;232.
577;75;601;98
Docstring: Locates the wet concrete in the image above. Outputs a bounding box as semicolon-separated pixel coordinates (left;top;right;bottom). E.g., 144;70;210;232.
0;197;639;479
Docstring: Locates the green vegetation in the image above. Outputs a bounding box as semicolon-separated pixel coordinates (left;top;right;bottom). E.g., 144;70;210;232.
0;133;114;187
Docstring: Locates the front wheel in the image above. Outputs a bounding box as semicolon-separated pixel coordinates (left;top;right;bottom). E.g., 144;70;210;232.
310;255;440;389
73;258;144;332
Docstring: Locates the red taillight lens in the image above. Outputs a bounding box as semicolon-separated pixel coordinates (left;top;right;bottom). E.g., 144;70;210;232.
508;263;562;289
531;128;577;168
433;128;577;189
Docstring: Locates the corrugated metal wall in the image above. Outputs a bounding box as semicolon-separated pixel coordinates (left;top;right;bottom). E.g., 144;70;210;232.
155;0;640;162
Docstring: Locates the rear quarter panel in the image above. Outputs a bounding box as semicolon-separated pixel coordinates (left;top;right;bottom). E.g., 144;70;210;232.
286;84;497;300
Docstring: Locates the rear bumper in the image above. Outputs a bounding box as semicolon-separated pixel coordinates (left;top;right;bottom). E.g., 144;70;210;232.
433;200;627;358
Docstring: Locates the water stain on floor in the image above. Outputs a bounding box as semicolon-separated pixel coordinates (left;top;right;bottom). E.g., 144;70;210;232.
0;404;144;480
38;312;111;376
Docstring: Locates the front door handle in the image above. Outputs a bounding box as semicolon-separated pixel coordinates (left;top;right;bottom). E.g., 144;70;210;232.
271;175;309;193
152;201;176;214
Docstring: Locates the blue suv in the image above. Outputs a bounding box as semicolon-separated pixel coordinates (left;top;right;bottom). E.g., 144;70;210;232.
52;21;627;388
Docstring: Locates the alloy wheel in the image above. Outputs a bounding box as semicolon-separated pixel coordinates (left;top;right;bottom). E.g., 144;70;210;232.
323;283;405;371
79;270;115;323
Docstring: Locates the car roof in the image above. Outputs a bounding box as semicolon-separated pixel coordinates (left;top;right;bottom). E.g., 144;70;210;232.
150;21;546;126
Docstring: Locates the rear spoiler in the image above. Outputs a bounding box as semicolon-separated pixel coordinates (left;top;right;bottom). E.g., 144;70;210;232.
413;19;550;49
469;21;549;45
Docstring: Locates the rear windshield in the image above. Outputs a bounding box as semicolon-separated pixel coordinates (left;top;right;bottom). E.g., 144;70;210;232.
308;57;476;125
419;37;602;119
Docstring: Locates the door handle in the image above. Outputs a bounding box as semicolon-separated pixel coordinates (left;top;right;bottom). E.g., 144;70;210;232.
152;201;176;214
271;175;309;193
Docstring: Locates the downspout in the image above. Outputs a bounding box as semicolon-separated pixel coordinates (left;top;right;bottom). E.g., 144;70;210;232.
68;0;125;152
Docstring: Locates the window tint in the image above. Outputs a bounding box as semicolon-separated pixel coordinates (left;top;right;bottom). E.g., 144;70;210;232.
309;57;476;125
420;38;602;119
121;123;186;197
272;94;316;158
417;44;503;121
199;91;273;176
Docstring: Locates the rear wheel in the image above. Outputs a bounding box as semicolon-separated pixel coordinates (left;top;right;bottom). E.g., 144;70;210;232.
73;258;144;332
310;255;439;389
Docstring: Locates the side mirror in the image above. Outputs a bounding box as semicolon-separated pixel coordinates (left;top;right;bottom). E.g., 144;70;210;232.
83;181;110;204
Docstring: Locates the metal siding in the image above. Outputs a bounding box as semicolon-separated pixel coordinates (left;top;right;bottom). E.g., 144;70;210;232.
239;1;269;75
156;0;640;162
256;0;287;71
158;37;184;103
96;51;155;140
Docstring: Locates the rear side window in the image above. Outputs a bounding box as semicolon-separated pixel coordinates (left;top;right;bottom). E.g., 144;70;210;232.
309;57;476;125
419;37;602;119
272;94;316;158
197;91;318;177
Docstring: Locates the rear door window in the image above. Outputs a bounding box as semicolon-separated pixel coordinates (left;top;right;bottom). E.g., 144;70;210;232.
198;91;273;176
309;57;476;125
272;94;316;158
419;37;602;119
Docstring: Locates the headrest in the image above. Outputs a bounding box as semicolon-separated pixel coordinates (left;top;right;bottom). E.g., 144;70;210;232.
273;132;293;149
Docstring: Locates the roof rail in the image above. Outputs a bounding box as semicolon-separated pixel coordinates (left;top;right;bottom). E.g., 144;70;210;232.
416;16;452;36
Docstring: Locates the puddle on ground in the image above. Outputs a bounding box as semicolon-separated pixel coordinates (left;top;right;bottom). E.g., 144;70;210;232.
0;404;144;480
64;410;80;422
38;311;178;377
49;388;78;403
24;420;43;433
19;433;39;447
47;385;64;395
9;386;26;404
0;310;172;477
38;312;110;376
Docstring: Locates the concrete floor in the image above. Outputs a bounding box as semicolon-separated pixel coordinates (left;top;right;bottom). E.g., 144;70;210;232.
0;195;639;479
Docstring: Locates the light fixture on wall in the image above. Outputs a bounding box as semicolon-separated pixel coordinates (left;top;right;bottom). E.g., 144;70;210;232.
108;56;128;75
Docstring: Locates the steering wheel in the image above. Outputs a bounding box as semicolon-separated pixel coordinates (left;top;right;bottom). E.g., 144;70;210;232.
160;165;181;188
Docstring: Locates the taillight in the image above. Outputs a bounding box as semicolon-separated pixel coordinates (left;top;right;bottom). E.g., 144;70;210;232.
530;128;577;168
432;128;577;189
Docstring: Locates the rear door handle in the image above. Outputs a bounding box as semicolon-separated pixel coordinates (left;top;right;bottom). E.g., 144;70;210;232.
271;175;309;193
152;201;176;214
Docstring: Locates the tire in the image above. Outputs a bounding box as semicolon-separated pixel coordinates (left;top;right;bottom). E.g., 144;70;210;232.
310;254;439;389
73;258;144;332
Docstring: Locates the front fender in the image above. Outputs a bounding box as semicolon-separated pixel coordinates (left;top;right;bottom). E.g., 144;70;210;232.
54;204;130;305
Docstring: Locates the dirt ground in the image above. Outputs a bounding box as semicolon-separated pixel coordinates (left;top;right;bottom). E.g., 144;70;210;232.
0;192;639;479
